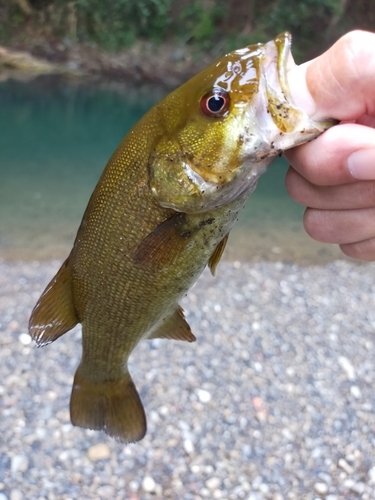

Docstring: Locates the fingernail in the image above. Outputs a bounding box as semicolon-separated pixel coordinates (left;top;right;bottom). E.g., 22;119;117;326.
348;149;375;179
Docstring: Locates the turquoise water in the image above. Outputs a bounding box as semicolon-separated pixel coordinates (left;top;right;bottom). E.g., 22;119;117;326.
0;75;341;263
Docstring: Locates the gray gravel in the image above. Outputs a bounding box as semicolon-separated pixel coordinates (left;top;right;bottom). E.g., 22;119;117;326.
1;258;375;500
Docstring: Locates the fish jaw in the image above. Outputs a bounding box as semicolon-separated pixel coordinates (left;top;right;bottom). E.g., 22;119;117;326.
149;33;336;214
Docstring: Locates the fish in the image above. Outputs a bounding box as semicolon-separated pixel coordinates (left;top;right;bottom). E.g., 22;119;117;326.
29;33;335;443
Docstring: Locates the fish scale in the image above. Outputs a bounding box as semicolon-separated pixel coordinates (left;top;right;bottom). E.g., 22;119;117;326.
29;33;336;442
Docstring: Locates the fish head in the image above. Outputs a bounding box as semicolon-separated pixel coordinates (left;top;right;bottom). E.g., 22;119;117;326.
150;32;335;213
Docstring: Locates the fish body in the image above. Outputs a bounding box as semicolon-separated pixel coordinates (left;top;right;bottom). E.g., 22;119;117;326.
29;33;334;442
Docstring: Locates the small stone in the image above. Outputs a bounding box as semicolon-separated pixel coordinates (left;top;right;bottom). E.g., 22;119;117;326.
129;481;139;492
314;482;328;495
196;389;211;403
18;333;31;345
205;477;221;490
272;494;284;500
247;494;262;500
183;439;195;454
8;321;19;332
338;356;356;380
87;443;111;462
142;476;156;493
338;458;354;475
350;385;362;399
11;455;28;475
200;488;210;497
96;485;115;498
368;465;375;484
10;491;23;500
346;481;365;494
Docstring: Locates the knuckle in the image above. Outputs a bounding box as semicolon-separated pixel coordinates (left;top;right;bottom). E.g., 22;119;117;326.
303;209;326;241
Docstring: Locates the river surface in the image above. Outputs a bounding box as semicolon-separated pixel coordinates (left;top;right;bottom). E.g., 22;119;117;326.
0;75;344;264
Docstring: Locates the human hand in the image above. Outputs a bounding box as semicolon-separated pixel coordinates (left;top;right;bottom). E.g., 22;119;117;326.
285;30;375;261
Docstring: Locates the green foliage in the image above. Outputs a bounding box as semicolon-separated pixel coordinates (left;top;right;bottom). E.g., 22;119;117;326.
0;0;372;60
74;0;173;49
180;0;226;49
265;0;346;59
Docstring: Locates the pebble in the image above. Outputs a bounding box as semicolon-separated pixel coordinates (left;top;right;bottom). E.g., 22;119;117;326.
368;466;375;484
338;458;354;475
18;333;31;345
196;389;211;403
2;260;375;499
10;491;22;500
87;443;111;461
11;455;28;475
338;356;356;380
96;485;115;498
142;476;156;493
205;477;221;490
350;385;362;399
183;438;195;454
314;482;328;495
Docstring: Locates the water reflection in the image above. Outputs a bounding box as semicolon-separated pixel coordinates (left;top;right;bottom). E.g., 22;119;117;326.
0;75;343;263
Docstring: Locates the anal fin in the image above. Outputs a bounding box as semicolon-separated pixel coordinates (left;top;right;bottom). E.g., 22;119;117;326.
208;234;229;276
29;256;78;347
70;365;146;443
148;306;196;342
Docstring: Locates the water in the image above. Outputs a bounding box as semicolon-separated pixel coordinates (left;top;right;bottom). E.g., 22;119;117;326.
0;75;342;264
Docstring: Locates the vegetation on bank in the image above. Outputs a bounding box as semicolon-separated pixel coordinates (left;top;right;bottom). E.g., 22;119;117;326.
0;0;374;62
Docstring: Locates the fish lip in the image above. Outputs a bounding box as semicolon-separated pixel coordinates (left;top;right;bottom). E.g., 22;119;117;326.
274;31;293;101
269;32;338;131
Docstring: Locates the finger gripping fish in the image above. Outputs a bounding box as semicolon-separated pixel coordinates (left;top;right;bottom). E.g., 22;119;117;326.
29;33;334;442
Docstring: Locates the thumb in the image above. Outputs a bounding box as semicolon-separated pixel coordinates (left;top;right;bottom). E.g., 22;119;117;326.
288;30;375;121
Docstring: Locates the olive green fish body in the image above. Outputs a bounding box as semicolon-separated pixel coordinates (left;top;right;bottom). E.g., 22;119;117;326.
29;33;335;442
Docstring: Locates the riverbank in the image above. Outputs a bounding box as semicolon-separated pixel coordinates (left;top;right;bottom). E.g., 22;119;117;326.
0;39;215;88
1;259;375;499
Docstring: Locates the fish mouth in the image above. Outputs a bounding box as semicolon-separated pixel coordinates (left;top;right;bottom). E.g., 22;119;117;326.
263;32;337;134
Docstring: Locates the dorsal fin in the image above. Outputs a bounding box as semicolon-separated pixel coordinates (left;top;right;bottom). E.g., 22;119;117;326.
148;306;196;342
208;234;229;276
29;257;78;347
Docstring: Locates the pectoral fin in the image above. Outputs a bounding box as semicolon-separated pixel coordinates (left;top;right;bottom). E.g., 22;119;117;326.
29;256;78;347
148;306;196;342
134;212;190;270
208;234;229;276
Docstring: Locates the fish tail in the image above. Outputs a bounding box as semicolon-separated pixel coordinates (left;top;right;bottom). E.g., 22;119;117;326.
70;364;147;443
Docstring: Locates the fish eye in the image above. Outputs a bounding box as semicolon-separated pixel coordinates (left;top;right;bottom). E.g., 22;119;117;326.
200;89;230;117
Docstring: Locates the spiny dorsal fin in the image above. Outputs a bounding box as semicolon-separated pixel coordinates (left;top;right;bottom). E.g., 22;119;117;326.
70;365;146;443
208;234;229;276
148;306;196;342
29;257;78;347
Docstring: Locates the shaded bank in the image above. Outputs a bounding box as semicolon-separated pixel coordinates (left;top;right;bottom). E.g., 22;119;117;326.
0;0;375;87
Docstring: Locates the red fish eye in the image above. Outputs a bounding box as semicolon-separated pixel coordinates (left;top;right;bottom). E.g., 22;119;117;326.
200;89;230;117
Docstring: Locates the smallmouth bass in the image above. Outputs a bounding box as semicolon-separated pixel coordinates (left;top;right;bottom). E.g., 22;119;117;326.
29;33;334;442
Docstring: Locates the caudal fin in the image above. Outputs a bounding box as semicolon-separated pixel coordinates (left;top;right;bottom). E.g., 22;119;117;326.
70;365;147;443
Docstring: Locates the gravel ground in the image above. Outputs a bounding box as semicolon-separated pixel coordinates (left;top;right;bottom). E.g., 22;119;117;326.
1;258;375;500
